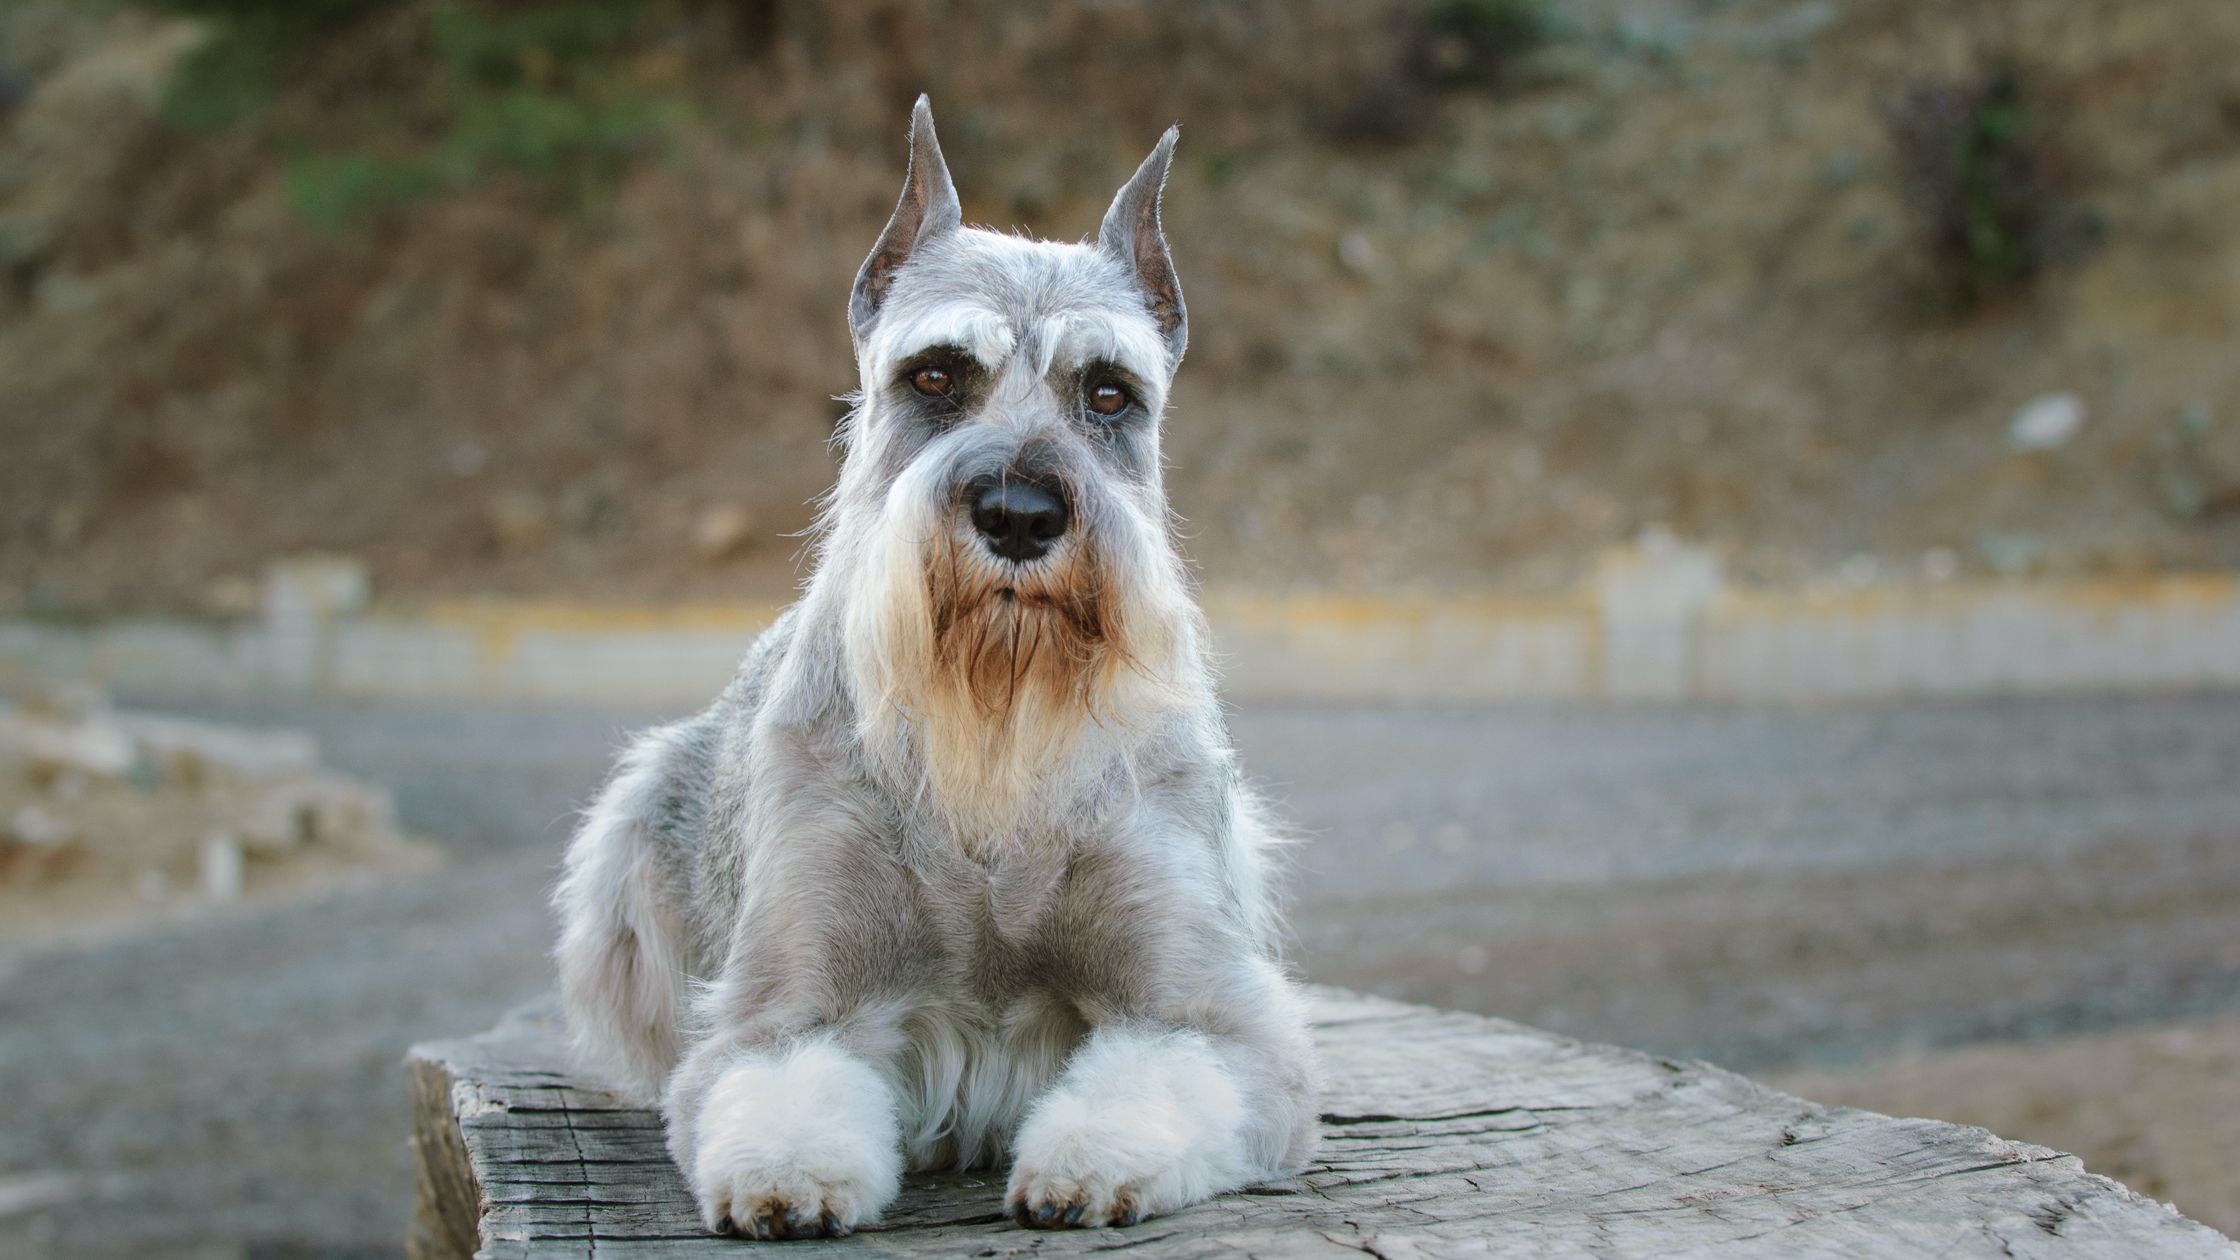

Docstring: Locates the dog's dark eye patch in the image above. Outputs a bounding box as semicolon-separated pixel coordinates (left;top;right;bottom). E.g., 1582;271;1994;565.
1076;360;1145;428
896;344;982;423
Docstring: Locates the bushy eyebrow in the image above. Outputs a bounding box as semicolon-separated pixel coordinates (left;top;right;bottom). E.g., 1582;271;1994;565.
1045;312;1168;388
869;306;1016;373
894;342;981;373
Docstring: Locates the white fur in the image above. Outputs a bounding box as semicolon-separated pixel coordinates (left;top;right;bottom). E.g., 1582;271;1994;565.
862;299;1019;379
690;1036;905;1235
1006;1028;1249;1226
891;998;1081;1170
552;729;692;1102
1048;307;1171;387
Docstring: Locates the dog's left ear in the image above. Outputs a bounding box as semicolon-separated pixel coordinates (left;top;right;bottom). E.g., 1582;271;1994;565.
1098;127;1187;365
851;95;963;346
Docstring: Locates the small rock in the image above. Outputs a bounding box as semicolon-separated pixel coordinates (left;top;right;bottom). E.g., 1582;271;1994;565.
1921;547;1961;582
2;714;136;781
484;491;551;553
1337;231;1381;278
2009;392;2085;451
691;504;758;563
239;793;315;855
1975;531;2042;578
8;805;73;849
1455;943;1490;976
201;834;244;901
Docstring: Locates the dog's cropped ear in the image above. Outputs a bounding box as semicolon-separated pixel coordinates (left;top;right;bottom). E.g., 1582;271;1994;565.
851;95;963;345
1098;127;1187;365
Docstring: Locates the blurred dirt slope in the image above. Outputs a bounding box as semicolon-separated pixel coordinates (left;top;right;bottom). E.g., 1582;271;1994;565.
5;0;2240;614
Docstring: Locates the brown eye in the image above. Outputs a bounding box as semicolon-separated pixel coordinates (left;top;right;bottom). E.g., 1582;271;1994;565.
910;366;952;397
1086;382;1130;416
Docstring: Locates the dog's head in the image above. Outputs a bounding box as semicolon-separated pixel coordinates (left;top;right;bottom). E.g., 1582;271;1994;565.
826;98;1204;835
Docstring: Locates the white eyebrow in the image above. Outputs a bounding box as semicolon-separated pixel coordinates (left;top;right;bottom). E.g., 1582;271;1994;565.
1045;311;1168;386
866;305;1016;372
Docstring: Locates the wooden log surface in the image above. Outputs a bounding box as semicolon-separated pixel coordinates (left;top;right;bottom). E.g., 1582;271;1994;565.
407;988;2238;1259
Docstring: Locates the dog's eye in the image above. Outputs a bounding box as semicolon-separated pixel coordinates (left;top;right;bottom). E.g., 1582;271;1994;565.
910;366;953;397
1086;382;1130;417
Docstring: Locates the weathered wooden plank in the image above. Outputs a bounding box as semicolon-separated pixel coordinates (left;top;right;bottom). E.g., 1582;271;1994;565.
408;988;2238;1259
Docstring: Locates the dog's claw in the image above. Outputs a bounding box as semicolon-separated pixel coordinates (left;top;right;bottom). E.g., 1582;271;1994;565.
1115;1207;1142;1228
822;1211;850;1238
1034;1202;1059;1225
1062;1204;1086;1226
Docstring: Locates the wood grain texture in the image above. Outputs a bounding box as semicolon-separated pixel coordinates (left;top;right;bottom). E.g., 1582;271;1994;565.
407;988;2238;1259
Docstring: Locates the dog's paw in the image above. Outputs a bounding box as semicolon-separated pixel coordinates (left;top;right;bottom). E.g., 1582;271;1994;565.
1004;1029;1248;1229
1005;1156;1154;1230
698;1156;882;1240
690;1040;902;1240
1003;1096;1209;1229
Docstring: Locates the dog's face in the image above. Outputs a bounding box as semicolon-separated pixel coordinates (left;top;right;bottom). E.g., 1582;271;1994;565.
829;99;1203;836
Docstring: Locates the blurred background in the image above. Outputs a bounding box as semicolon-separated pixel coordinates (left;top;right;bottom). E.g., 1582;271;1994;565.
2;0;2239;1255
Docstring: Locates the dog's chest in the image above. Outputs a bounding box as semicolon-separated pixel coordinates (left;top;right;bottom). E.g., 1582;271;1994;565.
900;841;1152;1006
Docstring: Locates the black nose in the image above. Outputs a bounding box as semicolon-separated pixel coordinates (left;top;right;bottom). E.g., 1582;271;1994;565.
970;479;1069;562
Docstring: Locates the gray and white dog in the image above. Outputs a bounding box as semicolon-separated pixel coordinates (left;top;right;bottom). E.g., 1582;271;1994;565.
554;96;1319;1241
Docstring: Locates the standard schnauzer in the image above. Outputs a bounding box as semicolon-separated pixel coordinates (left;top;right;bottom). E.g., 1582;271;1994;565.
554;97;1320;1240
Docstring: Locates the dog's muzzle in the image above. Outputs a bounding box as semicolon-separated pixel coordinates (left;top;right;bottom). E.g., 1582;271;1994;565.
968;476;1070;563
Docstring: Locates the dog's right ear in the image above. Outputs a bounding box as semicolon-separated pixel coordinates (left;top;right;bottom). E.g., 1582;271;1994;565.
850;95;962;346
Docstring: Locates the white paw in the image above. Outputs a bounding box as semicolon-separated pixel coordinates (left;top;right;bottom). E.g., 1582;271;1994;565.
1004;1031;1245;1230
697;1149;886;1240
1005;1130;1164;1229
691;1039;902;1240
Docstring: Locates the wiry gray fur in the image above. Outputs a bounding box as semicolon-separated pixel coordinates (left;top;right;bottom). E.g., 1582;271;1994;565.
554;96;1319;1242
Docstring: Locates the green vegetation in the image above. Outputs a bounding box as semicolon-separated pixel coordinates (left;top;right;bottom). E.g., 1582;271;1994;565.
1416;0;1553;88
282;149;442;234
140;0;684;231
153;0;397;129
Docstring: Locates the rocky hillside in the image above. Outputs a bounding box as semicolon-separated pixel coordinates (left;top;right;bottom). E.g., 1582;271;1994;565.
4;0;2240;614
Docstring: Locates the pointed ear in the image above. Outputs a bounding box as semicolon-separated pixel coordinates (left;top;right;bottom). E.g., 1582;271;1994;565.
850;95;962;345
1098;126;1187;364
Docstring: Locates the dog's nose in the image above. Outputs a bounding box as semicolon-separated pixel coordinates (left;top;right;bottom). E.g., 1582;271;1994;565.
970;479;1069;562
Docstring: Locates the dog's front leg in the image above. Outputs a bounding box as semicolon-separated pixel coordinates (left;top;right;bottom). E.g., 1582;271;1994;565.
1005;1023;1302;1228
663;1025;902;1240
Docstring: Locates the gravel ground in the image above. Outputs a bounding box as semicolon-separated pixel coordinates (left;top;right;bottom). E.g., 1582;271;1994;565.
2;693;2238;1257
